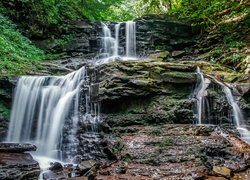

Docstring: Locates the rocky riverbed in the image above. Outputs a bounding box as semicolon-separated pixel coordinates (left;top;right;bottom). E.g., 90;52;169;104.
96;124;250;180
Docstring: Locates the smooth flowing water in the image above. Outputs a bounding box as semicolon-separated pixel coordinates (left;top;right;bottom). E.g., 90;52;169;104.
6;67;97;160
195;67;211;124
114;22;121;56
209;76;250;143
95;21;137;65
126;21;136;57
101;22;116;58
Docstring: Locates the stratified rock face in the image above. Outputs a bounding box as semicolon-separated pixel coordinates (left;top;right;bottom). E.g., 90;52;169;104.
0;143;37;153
91;60;196;100
0;143;40;179
136;14;200;56
38;15;200;69
90;60;197;126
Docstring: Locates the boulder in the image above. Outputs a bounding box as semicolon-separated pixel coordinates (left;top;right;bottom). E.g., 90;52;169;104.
172;50;186;57
213;166;231;178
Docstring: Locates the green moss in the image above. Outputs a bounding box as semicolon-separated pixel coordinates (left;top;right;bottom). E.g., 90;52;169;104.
149;129;162;136
0;101;10;119
158;138;175;147
121;153;132;162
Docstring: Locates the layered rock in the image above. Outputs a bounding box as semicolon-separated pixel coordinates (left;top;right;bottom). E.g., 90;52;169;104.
0;143;40;179
136;14;200;56
96;124;250;179
89;59;197;126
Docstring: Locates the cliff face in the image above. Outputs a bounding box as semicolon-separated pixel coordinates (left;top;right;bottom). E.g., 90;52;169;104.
38;15;200;75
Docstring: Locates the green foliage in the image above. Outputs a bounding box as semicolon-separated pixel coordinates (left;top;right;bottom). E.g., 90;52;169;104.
149;129;162;136
231;53;243;63
158;138;175;147
113;141;125;154
0;101;10;118
226;41;245;48
1;0;123;34
0;14;45;75
121;153;132;162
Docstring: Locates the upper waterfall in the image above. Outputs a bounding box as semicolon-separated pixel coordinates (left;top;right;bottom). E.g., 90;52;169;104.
126;21;136;57
94;21;137;65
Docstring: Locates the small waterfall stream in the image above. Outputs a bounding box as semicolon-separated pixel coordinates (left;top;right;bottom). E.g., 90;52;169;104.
195;67;211;124
195;68;250;143
210;76;250;143
126;21;136;57
95;21;137;65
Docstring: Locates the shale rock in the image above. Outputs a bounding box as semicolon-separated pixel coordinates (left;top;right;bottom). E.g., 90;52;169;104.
89;59;196;125
213;166;231;178
90;59;196;101
96;125;250;179
0;152;39;179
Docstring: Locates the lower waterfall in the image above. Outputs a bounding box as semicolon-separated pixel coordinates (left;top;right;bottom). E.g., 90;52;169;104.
210;76;250;143
195;68;250;143
6;66;99;161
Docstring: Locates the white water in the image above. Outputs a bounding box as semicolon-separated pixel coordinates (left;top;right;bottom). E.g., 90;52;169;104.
195;67;211;124
210;77;250;143
101;23;116;58
7;67;90;160
126;21;136;57
94;21;137;65
114;23;121;56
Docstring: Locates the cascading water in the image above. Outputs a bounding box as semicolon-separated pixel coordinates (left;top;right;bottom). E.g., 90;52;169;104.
114;22;121;56
195;68;250;144
194;67;211;124
126;21;136;57
95;21;136;65
6;66;99;161
209;76;250;143
101;23;116;58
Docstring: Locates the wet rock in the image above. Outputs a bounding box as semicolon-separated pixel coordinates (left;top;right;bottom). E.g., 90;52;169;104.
103;148;117;161
213;166;231;178
72;155;82;164
0;143;37;152
78;160;96;173
136;14;200;56
90;60;196;101
49;162;64;172
172;50;185;57
42;170;66;180
115;167;127;174
0;152;40;179
148;51;170;61
97;124;250;179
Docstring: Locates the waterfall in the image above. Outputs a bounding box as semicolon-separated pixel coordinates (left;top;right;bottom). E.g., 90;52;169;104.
6;67;98;160
114;22;121;56
210;77;250;143
195;68;250;143
195;67;211;124
95;21;136;65
101;23;116;58
126;21;136;57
